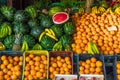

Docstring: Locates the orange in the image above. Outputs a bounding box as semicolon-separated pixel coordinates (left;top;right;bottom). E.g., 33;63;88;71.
35;61;40;66
52;63;57;68
50;57;54;61
19;56;23;61
61;59;65;63
41;55;47;60
31;65;35;69
65;57;70;62
0;71;3;76
86;59;91;64
94;71;100;74
0;76;4;80
60;67;64;71
90;62;96;68
34;56;41;62
30;70;36;76
60;70;65;74
117;69;120;74
29;54;34;58
43;60;48;65
50;74;54;79
13;56;19;62
28;75;33;80
25;57;31;62
29;60;34;65
25;65;30;71
16;70;21;76
13;62;18;66
91;57;97;63
19;61;23;66
68;64;72;69
7;71;12;75
35;66;40;71
24;70;29;76
3;60;9;65
7;64;13;69
85;64;90;69
96;61;103;67
118;75;120;80
95;67;101;73
80;70;84;74
56;68;60;72
63;63;68;68
57;61;62;67
79;66;84;71
40;64;45;69
56;56;62;61
40;68;44;73
65;71;70;74
90;67;95;73
36;72;42;78
14;65;20;71
66;61;71;65
53;71;59;75
64;67;69;72
1;55;7;61
9;59;13;64
84;69;89;74
1;64;6;69
81;62;86;67
4;74;9;79
3;68;8;73
117;63;120;69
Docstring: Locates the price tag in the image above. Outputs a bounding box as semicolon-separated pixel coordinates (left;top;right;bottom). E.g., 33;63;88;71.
107;26;117;31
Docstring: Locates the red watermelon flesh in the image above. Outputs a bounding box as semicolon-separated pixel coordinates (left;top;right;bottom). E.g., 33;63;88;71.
52;12;69;24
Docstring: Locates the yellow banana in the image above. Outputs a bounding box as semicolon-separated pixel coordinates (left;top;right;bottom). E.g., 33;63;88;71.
45;28;52;35
46;33;58;41
39;31;46;42
115;7;120;15
24;41;29;51
21;41;26;52
78;7;84;15
49;29;55;37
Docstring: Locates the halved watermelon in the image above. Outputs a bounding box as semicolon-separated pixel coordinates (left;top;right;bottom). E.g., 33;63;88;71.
52;12;69;24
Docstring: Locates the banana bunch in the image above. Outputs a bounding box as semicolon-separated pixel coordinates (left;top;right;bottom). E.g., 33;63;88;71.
52;41;62;51
21;40;29;52
0;42;6;50
78;7;84;15
105;7;114;14
92;6;98;14
32;43;42;50
0;23;12;38
114;7;120;15
98;6;106;15
88;42;99;55
39;28;58;41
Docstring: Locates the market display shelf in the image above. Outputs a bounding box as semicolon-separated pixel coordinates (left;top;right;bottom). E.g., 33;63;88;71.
0;51;120;80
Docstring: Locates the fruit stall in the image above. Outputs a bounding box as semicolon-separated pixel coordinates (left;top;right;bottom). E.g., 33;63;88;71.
0;0;120;80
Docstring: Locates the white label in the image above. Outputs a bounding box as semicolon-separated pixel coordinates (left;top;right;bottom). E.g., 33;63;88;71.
107;26;117;31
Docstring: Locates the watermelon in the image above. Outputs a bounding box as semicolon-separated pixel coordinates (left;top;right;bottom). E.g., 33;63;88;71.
52;12;69;24
49;6;63;16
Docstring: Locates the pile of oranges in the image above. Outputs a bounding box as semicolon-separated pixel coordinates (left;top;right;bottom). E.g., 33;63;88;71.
79;57;103;74
49;56;72;80
0;55;23;80
24;54;48;80
116;61;120;80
